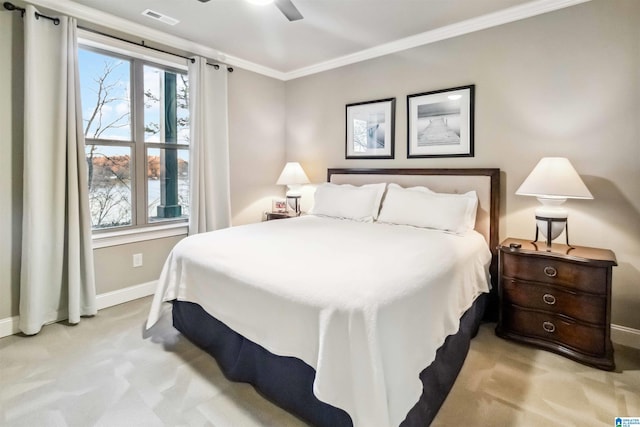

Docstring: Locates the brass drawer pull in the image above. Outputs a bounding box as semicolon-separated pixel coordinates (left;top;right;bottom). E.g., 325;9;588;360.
543;266;557;277
543;294;556;305
543;321;556;333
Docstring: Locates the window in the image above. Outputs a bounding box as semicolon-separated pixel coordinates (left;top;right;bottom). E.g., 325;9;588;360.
78;44;189;231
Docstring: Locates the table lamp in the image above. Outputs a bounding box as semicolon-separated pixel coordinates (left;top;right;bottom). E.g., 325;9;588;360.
516;157;593;250
276;162;310;215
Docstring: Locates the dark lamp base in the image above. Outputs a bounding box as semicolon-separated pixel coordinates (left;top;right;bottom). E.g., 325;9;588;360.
286;195;302;215
533;215;573;251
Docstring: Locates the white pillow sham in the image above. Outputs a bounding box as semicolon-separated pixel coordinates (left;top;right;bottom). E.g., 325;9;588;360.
377;183;478;234
309;183;386;222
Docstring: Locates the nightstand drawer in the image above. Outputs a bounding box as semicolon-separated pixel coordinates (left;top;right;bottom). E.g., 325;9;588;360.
502;279;606;325
504;306;605;356
503;306;605;356
502;252;606;294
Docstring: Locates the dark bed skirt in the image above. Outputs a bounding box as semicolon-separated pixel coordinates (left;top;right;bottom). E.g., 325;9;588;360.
172;293;487;427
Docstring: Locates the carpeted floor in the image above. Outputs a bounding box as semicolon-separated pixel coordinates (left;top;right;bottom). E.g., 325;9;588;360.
1;296;638;426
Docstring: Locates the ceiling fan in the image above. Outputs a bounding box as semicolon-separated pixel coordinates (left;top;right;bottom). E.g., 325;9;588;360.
197;0;303;22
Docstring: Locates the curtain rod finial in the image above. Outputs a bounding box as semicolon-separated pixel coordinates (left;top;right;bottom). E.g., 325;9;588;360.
4;2;25;16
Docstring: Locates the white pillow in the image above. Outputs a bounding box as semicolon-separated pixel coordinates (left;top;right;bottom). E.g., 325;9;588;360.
309;183;386;222
377;183;478;234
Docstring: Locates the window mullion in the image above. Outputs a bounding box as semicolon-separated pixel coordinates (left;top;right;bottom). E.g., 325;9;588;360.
133;58;147;226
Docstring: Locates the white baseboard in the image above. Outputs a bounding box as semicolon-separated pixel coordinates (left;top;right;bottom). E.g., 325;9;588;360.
611;324;640;350
0;315;20;338
0;280;158;338
95;280;157;310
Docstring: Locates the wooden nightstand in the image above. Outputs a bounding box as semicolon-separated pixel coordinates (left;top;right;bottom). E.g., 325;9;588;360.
265;212;298;221
495;238;617;370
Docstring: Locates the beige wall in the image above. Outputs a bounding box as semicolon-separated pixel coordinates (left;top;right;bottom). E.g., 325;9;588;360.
93;236;184;294
0;15;286;319
229;68;286;225
284;0;640;329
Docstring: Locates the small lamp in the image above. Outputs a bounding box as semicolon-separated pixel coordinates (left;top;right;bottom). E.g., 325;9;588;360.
516;157;593;250
276;162;310;215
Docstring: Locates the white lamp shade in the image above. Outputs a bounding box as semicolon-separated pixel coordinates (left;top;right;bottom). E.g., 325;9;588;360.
276;162;310;186
516;157;593;200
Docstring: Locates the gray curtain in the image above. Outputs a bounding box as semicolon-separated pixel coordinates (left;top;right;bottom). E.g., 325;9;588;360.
19;5;96;335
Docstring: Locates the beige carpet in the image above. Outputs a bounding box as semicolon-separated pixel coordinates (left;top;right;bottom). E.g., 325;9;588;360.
1;297;638;426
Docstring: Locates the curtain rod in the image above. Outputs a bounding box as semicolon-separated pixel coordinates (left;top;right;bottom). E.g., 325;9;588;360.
4;1;59;25
3;1;233;72
79;26;234;72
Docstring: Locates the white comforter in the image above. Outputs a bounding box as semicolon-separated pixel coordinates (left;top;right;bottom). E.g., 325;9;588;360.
147;215;491;427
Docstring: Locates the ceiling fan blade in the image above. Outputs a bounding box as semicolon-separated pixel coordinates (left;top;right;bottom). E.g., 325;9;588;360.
274;0;303;21
197;0;210;2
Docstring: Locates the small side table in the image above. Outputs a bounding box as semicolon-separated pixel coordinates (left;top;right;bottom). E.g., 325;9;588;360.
495;238;617;370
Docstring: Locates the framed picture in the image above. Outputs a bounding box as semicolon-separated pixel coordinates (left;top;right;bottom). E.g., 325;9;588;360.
407;85;474;158
272;198;288;213
346;98;395;159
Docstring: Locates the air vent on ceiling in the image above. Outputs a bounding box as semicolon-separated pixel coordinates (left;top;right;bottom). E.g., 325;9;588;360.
142;9;179;26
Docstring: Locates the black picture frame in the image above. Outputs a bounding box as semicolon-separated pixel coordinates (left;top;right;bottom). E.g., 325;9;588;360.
345;98;395;159
407;85;474;158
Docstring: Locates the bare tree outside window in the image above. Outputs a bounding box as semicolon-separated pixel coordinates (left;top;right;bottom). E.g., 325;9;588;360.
80;50;132;229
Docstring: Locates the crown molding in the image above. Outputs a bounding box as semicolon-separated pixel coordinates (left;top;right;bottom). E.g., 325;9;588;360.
26;0;287;80
26;0;590;82
282;0;592;81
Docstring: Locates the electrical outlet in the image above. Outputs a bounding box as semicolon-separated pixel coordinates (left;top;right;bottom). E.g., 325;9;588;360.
133;253;143;268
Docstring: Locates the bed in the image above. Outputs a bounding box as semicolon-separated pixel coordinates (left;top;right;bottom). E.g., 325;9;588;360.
147;168;500;427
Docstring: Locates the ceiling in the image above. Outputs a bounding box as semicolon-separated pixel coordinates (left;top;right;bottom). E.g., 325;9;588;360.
31;0;586;78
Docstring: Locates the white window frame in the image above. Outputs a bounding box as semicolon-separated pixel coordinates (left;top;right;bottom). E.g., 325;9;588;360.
79;30;190;247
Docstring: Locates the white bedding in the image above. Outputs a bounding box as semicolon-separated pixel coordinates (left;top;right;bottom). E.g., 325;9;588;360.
147;215;491;427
